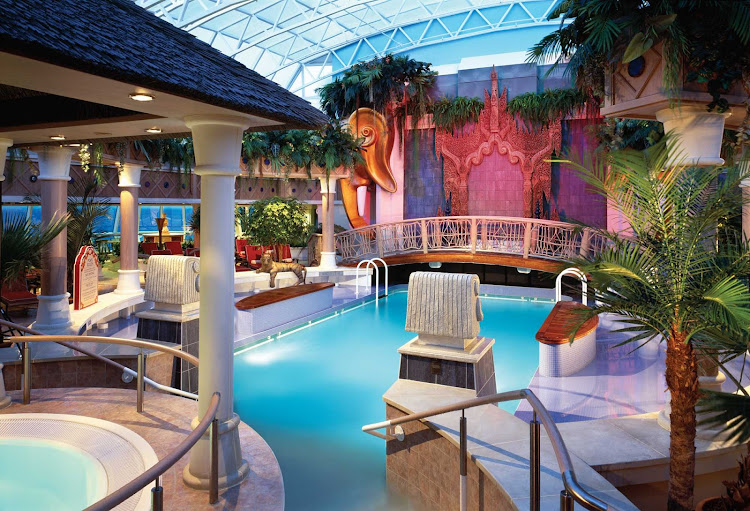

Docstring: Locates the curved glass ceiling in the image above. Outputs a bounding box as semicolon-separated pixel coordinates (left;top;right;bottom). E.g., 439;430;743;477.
135;0;562;102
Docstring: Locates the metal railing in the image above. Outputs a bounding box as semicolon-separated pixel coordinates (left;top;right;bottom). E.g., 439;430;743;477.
362;388;613;511
1;320;219;509
355;257;389;301
335;215;607;264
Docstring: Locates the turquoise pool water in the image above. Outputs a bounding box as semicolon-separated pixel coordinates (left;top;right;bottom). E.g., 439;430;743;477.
0;438;105;510
233;290;553;511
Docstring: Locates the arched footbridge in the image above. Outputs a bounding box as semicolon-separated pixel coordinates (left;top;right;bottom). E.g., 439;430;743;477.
335;216;608;272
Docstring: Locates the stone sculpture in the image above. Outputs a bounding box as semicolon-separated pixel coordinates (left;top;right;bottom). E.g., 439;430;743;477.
256;251;306;287
405;271;483;350
144;255;200;308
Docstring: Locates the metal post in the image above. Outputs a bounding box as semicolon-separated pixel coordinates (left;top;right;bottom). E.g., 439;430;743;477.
421;219;429;254
151;477;163;511
530;412;541;511
136;350;144;413
459;411;467;511
209;417;219;504
23;342;31;404
560;489;574;511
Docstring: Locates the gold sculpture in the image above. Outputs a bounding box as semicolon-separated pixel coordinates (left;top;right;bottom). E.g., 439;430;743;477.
256;251;307;287
341;108;397;228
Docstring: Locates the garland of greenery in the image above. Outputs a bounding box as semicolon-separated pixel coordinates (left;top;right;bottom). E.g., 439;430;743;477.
431;97;484;132
506;89;590;131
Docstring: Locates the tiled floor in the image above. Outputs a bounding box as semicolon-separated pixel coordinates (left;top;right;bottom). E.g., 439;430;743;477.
1;387;284;511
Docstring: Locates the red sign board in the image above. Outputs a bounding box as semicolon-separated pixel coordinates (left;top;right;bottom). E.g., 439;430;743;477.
73;246;99;310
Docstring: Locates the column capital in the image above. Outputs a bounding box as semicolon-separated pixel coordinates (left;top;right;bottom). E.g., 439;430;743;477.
185;114;252;177
319;175;341;195
741;178;750;189
118;162;143;188
34;145;75;181
0;138;13;182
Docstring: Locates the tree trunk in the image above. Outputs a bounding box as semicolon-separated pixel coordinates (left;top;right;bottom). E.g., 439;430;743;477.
665;329;699;511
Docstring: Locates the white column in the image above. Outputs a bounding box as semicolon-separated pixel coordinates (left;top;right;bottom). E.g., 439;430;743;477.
34;146;75;334
318;176;340;269
115;163;143;295
0;138;11;181
183;114;251;491
741;179;750;243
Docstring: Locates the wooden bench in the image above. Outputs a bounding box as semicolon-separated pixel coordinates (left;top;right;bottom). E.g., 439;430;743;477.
535;301;598;377
235;283;335;335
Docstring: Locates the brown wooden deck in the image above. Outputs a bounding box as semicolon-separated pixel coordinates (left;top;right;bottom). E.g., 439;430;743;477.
535;301;599;345
235;282;335;310
340;251;564;273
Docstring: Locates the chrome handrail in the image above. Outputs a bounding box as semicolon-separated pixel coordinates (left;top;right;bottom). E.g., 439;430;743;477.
84;392;222;511
362;388;612;511
1;320;198;404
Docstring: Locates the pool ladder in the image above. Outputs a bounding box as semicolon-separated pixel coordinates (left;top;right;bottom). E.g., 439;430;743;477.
355;258;388;303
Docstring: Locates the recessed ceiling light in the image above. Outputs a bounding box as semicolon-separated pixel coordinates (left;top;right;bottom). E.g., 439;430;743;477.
129;92;154;102
145;127;162;134
66;143;81;147
49;135;66;141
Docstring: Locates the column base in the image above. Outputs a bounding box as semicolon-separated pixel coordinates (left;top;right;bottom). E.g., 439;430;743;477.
33;293;74;333
183;413;249;491
0;363;11;410
114;269;143;295
318;251;338;269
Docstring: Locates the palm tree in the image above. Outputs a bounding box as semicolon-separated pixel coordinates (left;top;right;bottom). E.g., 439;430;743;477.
1;213;67;284
561;140;750;511
66;177;111;291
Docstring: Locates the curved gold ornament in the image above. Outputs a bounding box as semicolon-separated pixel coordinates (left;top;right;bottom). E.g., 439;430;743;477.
341;108;396;228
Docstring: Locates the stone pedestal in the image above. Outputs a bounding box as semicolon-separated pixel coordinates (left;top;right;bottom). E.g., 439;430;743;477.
398;337;496;397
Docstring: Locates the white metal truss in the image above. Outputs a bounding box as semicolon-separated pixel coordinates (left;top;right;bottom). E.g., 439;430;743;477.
135;0;562;99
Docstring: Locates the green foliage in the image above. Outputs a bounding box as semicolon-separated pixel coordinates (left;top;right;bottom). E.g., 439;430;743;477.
1;214;67;284
589;118;665;152
431;96;485;132
506;88;590;131
242;124;362;176
235;206;253;238
318;54;437;123
66;177;111;289
527;0;750;113
188;207;200;233
133;138;195;174
245;197;310;247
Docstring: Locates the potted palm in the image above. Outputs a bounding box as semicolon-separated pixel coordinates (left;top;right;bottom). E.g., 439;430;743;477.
245;197;310;262
529;1;750;165
188;206;200;248
560;139;750;511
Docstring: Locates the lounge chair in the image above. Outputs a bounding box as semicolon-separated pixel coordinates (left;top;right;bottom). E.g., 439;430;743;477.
164;241;184;255
1;276;38;312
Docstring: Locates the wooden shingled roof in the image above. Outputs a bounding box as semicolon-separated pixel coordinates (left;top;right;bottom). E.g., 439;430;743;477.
0;0;328;131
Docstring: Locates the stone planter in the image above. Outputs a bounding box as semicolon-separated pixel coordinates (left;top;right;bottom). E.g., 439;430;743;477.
290;246;307;264
602;44;746;165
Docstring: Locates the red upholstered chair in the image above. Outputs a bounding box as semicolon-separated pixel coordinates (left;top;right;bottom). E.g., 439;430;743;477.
141;242;159;256
186;247;200;257
165;241;184;255
150;249;172;255
1;276;38;312
235;239;249;260
245;245;264;269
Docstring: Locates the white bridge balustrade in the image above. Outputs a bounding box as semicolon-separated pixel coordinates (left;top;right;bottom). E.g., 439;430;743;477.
335;216;610;265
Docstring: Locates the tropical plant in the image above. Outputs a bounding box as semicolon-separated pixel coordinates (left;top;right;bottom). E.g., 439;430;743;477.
1;214;67;284
133;138;195;175
431;96;485;133
507;88;592;131
559;139;750;511
188;206;200;233
245;197;310;248
66;177;111;291
527;0;750;114
318;54;436;125
589;118;665;153
235;205;253;238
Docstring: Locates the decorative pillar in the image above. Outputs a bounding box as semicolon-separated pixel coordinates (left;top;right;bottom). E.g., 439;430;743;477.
115;163;143;295
34;146;74;334
741;178;750;243
183;114;251;491
318;176;340;269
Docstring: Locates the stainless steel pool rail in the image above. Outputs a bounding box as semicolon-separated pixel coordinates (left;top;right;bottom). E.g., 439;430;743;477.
0;319;221;508
362;388;612;511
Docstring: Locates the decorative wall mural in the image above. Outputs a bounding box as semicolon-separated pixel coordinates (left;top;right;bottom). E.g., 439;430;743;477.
340;108;396;228
435;68;562;217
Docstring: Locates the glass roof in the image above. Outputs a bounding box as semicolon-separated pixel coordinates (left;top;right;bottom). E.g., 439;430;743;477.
135;0;561;102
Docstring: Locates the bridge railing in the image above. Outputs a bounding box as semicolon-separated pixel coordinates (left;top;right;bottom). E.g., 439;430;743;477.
335;216;607;264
